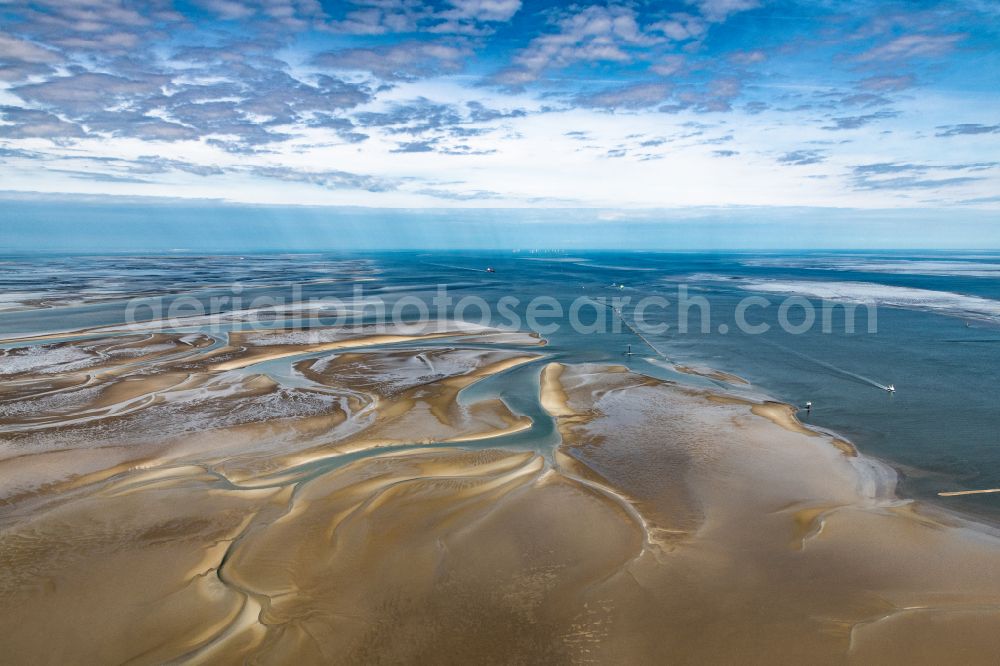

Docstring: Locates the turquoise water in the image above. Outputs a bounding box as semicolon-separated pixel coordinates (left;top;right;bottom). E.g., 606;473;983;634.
2;250;999;523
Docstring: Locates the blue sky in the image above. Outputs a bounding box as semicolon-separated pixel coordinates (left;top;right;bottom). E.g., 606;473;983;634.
1;0;999;246
5;196;1000;250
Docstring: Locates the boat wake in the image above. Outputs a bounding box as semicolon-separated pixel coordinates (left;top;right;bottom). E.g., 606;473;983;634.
761;338;893;392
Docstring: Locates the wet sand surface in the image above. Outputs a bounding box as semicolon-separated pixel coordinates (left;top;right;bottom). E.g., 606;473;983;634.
546;363;1000;663
2;327;1000;663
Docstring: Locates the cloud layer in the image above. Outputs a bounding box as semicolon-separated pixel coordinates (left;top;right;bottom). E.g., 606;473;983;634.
0;0;998;208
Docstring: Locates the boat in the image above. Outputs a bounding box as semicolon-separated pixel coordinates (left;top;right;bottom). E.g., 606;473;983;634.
485;266;495;273
886;384;895;393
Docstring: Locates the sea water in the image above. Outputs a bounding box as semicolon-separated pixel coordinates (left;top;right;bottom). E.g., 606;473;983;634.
2;250;998;523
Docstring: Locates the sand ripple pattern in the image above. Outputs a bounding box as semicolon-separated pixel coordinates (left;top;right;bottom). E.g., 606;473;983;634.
2;326;1000;664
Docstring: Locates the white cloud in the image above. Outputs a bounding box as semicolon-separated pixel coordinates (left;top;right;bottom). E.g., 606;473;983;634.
445;0;521;22
495;5;665;85
0;34;61;64
857;33;966;62
688;0;762;23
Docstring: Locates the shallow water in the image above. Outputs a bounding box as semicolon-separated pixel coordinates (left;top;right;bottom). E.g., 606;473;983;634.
2;250;998;523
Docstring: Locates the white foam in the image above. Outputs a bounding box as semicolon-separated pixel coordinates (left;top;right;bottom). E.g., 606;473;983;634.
584;264;659;272
106;342;176;358
741;257;1000;277
0;291;48;312
0;385;106;420
307;348;508;396
0;345;95;375
697;276;1000;323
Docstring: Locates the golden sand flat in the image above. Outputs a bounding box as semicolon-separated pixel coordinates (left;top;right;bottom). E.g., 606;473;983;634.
2;330;1000;664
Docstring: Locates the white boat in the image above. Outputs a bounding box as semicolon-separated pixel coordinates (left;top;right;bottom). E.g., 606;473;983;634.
886;384;895;393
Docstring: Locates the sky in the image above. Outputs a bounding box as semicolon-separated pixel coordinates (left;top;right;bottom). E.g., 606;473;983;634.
6;196;1000;250
1;0;999;249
